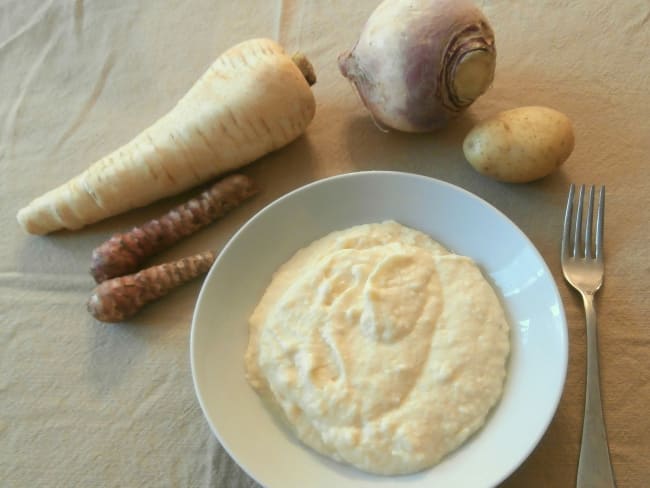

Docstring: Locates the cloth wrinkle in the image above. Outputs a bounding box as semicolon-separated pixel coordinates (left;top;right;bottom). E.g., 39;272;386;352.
55;50;116;150
1;12;61;159
0;0;56;52
74;0;84;39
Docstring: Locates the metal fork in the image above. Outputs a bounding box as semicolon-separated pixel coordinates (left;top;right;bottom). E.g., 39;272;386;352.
561;184;616;488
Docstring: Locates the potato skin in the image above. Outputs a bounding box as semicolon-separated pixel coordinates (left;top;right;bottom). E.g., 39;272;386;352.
462;106;574;183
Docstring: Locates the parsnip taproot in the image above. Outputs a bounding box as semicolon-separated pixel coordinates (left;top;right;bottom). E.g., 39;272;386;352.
17;38;316;234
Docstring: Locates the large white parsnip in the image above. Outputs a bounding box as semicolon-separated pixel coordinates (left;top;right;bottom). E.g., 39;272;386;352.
18;38;316;234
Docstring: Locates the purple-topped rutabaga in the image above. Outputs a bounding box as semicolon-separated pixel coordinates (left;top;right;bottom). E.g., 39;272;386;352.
339;0;496;132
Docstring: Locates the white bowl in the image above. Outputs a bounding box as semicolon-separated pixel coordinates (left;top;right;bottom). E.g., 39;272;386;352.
191;171;568;488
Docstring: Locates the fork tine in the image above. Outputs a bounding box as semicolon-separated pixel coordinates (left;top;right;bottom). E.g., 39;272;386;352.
562;184;575;258
595;186;605;260
573;185;585;257
584;185;595;258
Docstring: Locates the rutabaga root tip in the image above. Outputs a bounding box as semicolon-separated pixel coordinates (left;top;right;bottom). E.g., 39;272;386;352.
291;52;317;86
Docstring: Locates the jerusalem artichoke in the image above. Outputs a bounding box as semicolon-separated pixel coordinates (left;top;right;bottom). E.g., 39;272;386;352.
90;173;257;283
87;250;216;322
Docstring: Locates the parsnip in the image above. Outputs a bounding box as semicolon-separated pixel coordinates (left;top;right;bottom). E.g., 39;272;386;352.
17;38;316;234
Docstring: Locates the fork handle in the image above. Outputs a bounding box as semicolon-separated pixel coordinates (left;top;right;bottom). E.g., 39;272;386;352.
577;292;616;488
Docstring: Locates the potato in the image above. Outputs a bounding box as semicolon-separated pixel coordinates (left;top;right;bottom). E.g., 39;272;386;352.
462;106;574;183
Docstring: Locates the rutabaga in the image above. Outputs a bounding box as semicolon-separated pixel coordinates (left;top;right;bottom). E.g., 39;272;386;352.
339;0;496;133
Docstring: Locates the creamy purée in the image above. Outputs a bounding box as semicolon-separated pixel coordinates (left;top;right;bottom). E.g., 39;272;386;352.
245;221;510;475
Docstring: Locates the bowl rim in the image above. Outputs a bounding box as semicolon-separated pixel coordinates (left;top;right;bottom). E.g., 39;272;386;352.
190;170;568;487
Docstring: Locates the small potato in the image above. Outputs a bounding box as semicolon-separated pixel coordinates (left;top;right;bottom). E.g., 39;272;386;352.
463;106;574;183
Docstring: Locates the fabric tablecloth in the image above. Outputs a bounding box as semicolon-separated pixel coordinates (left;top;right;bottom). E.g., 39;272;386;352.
2;1;648;486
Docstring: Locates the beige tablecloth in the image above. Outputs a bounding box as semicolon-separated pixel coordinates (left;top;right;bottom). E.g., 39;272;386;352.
1;1;648;486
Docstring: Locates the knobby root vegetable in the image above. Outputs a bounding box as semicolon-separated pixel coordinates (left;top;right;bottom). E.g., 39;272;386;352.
87;250;216;322
90;173;257;283
17;38;316;234
339;0;496;132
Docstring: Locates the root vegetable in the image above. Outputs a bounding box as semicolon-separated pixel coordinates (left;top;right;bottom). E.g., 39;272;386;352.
17;38;316;235
463;106;575;183
90;173;257;283
87;250;216;322
339;0;496;133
